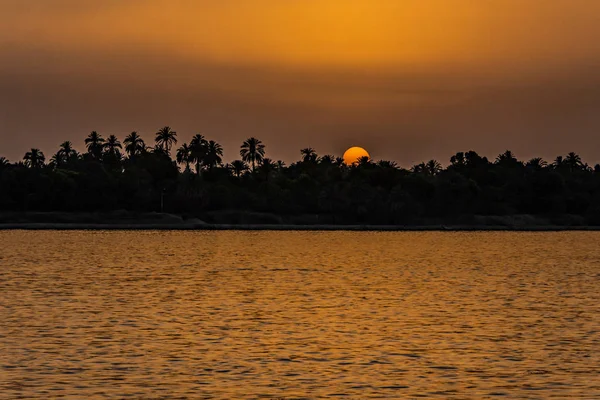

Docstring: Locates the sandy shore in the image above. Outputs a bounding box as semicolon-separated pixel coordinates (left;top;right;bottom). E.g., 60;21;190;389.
1;222;599;231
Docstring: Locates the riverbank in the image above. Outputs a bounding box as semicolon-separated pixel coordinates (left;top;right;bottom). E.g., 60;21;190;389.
1;211;599;231
2;223;600;231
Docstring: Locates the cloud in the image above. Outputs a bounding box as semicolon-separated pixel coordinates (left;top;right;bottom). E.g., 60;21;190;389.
2;0;600;68
1;1;600;165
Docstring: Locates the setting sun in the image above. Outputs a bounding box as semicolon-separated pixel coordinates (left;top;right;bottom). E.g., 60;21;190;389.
343;146;370;165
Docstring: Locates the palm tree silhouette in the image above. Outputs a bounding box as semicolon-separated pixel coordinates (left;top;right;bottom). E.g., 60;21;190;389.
204;140;224;170
230;160;248;177
104;135;122;155
425;160;442;176
495;150;519;166
151;143;168;155
377;160;398;169
49;152;61;168
102;135;123;167
23;148;45;168
176;143;192;172
526;157;548;170
565;152;582;172
124;131;146;159
59;141;76;158
412;162;426;174
155;126;178;156
0;157;9;168
85;131;105;160
240;137;265;172
275;160;286;170
53;141;78;166
357;156;371;167
259;158;275;181
300;147;318;163
319;155;334;165
552;156;565;169
189;134;208;175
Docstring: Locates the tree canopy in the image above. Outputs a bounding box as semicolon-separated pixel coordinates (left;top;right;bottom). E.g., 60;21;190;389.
1;130;600;226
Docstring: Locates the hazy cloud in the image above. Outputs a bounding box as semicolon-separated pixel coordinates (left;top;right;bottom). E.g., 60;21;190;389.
1;0;600;165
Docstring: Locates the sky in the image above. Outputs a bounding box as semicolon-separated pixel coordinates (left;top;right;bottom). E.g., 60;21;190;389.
1;0;600;166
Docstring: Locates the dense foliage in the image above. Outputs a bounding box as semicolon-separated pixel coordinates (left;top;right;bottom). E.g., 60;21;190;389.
1;127;600;225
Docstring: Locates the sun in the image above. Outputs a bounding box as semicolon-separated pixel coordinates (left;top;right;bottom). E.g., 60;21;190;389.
343;146;370;165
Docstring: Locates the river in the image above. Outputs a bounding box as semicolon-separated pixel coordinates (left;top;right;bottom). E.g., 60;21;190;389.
1;231;599;398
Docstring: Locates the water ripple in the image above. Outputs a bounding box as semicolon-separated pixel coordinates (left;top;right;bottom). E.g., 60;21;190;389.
0;231;599;398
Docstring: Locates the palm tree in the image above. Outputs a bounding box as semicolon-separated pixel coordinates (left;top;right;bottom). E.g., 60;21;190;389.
565;152;582;172
319;155;334;165
23;148;45;168
54;141;78;166
0;157;9;168
411;162;426;174
85;131;105;159
58;140;77;158
204;140;224;169
49;152;60;169
425;159;442;176
176;143;192;172
151;143;170;157
102;134;123;167
104;135;122;155
300;147;318;163
155;126;177;156
276;160;286;170
377;160;398;169
240;137;265;171
496;150;517;164
259;158;275;181
357;156;371;167
189;134;208;174
123;131;146;158
526;157;547;170
230;160;248;177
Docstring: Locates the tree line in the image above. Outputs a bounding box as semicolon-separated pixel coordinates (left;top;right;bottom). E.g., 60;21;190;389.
1;126;600;225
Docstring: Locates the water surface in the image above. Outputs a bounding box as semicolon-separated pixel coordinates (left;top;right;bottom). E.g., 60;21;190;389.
1;231;599;398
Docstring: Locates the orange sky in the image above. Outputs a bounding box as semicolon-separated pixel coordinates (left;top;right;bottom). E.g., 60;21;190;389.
1;0;600;164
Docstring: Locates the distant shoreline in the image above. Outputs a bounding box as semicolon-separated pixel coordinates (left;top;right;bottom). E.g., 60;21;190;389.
1;222;600;231
2;211;599;231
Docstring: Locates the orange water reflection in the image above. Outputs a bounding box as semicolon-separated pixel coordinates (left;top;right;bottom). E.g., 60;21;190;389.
1;231;599;398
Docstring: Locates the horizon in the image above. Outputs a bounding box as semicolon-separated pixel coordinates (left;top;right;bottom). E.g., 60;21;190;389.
1;128;599;169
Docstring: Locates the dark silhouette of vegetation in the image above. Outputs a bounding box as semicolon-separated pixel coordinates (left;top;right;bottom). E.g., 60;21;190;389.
85;131;105;160
240;137;265;171
189;134;208;175
23;148;46;169
124;131;146;159
1;129;600;226
155;126;177;156
229;160;249;178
